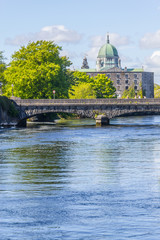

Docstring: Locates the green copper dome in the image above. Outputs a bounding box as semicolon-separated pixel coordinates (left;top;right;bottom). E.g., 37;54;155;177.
97;34;118;58
96;34;121;71
98;43;118;58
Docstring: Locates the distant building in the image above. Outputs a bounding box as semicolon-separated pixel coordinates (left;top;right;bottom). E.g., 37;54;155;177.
78;34;154;98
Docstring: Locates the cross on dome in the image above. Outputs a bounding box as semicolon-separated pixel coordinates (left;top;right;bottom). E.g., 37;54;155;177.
107;33;110;44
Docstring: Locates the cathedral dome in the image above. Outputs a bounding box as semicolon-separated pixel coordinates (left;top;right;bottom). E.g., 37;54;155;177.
97;34;118;58
96;34;121;71
98;43;118;58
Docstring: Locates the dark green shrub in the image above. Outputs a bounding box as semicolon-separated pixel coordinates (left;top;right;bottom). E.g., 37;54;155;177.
0;96;19;117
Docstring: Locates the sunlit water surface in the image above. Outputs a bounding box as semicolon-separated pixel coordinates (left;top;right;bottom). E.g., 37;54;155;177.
1;116;160;239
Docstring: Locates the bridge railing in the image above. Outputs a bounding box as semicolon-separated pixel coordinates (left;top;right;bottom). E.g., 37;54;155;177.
13;98;160;106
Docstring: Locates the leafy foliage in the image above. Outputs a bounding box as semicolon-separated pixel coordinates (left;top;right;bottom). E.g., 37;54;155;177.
154;84;160;98
137;81;145;98
122;85;136;98
3;41;72;99
72;71;91;84
2;41;116;99
0;51;7;89
0;96;19;117
122;82;145;99
69;82;96;99
91;74;116;98
70;72;116;99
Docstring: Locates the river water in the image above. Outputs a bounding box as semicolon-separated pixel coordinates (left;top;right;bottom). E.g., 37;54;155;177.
1;116;160;239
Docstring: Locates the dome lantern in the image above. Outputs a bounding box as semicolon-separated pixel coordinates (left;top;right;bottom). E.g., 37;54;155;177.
107;33;110;44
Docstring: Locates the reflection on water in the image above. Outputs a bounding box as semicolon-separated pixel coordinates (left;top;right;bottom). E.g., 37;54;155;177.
1;116;160;239
11;143;71;191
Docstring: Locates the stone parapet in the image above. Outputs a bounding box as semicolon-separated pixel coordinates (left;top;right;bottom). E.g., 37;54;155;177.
14;98;160;106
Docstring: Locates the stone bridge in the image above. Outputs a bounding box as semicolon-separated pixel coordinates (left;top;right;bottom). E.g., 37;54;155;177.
12;98;160;126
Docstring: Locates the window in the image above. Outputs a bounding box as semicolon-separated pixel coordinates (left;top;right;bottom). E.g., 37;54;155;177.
134;80;137;84
117;79;120;84
125;74;128;79
125;80;128;84
117;74;120;79
125;86;128;90
134;74;137;78
99;60;104;67
134;86;137;90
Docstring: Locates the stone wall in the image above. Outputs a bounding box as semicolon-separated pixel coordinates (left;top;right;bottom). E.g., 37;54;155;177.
14;98;160;105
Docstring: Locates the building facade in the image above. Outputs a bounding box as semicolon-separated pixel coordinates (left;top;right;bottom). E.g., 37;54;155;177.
79;35;154;98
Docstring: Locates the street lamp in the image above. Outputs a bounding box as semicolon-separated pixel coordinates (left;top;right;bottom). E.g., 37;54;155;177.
53;90;56;99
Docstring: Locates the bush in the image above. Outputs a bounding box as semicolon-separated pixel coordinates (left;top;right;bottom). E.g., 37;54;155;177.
0;96;19;117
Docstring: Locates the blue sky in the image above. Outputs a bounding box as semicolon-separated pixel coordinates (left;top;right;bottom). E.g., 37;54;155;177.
1;0;160;83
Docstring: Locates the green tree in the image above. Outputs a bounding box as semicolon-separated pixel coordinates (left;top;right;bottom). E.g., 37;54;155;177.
91;74;116;98
72;71;91;84
137;81;145;98
3;41;72;99
0;51;7;92
122;85;136;98
69;82;96;99
122;82;146;99
154;84;160;98
69;72;116;99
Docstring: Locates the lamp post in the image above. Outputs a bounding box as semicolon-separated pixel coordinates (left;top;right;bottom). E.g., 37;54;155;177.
11;84;14;97
53;90;56;99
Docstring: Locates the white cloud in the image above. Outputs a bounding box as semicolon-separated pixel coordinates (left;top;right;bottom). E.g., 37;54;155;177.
60;49;80;60
5;25;82;46
109;33;131;47
120;54;134;66
144;51;160;83
145;51;160;68
140;30;160;49
87;33;131;61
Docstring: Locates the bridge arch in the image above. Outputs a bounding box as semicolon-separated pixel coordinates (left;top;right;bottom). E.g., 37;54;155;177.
13;98;160;126
17;108;160;127
17;108;96;127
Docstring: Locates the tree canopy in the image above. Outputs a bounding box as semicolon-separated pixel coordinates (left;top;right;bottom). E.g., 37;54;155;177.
3;40;72;99
2;41;116;99
122;82;145;99
69;82;96;99
72;71;91;84
0;51;6;86
154;84;160;98
69;72;116;99
122;85;136;99
91;74;116;98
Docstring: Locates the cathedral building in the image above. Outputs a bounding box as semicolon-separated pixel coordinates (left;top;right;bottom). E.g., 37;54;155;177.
79;35;154;98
